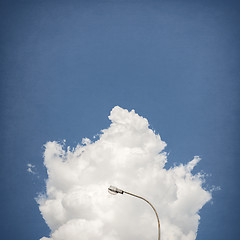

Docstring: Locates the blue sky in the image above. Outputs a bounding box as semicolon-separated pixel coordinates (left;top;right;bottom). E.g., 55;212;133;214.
0;0;239;239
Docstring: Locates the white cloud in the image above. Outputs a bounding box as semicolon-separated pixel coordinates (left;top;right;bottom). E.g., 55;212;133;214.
27;163;36;174
37;106;212;240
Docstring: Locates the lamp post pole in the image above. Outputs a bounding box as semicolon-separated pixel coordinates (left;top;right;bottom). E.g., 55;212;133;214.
108;186;160;240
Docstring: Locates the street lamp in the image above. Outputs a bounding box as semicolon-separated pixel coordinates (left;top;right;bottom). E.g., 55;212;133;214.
108;186;160;240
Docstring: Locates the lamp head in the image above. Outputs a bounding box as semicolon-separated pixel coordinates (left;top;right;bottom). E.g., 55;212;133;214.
108;186;124;195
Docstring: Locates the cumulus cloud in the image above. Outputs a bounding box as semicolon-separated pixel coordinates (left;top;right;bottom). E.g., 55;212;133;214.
37;106;212;240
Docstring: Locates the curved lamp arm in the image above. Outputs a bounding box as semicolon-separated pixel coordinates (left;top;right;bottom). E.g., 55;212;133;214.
108;186;160;240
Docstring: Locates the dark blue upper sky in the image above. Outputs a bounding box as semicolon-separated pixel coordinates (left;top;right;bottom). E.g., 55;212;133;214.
0;0;239;239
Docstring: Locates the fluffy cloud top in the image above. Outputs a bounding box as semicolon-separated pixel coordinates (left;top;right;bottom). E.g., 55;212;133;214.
38;106;211;240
